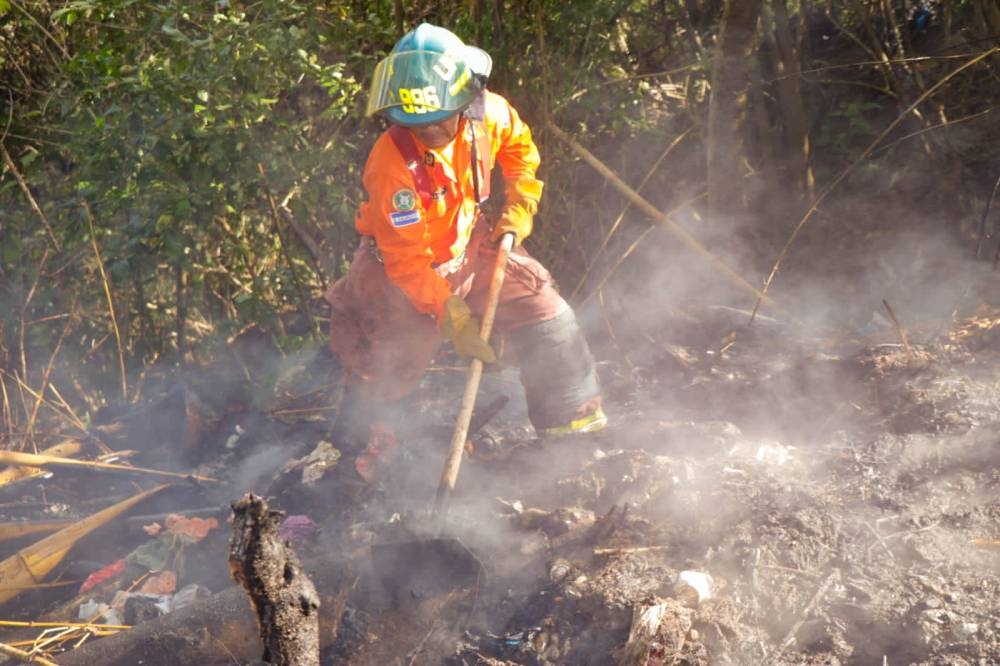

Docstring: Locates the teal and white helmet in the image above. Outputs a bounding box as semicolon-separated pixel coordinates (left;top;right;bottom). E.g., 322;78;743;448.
366;23;492;127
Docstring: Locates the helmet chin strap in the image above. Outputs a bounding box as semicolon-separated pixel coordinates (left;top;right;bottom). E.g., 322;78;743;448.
463;86;487;123
462;88;492;209
467;112;482;208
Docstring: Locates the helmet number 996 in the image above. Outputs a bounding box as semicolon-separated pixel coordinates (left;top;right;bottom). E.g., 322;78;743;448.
399;86;441;114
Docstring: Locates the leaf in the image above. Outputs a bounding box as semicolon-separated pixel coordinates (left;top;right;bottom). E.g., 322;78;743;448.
50;1;93;23
161;23;189;43
165;514;219;542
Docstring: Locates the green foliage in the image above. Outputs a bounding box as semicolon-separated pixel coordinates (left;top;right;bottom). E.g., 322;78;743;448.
819;100;883;154
0;0;709;410
1;0;996;426
2;2;370;395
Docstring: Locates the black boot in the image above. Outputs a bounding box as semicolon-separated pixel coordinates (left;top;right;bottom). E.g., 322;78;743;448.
508;308;606;436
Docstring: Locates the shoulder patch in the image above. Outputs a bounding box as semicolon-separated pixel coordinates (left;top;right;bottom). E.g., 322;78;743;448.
392;188;416;211
389;210;421;228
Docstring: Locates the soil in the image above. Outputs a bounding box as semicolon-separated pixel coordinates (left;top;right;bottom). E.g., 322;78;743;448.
305;291;1000;665
6;230;1000;666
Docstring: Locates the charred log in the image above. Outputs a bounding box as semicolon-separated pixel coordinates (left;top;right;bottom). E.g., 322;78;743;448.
229;493;320;666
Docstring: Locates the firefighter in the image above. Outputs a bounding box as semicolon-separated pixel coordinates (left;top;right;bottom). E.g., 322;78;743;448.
326;23;606;482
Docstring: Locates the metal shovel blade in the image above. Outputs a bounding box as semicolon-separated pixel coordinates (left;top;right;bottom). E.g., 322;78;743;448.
371;536;484;600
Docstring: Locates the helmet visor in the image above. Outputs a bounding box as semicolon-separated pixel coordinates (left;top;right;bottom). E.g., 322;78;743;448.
366;49;479;120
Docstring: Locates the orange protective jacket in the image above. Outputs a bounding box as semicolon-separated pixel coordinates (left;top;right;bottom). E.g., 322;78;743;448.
355;91;544;320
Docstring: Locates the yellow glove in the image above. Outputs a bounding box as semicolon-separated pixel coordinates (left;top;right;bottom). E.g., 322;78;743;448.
490;204;534;244
440;296;496;363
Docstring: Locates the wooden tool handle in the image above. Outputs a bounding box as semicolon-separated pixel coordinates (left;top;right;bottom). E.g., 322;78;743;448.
434;232;515;524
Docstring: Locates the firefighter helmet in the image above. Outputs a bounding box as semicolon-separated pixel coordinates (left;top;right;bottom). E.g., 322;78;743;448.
366;23;492;127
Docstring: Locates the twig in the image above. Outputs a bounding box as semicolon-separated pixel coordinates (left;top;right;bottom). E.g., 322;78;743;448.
583;226;655;308
780;53;986;82
0;376;13;445
749;46;1000;324
0;450;218;484
0;620;129;630
597;287;633;371
175;259;186;367
593;545;669;556
770;568;840;663
574;187;715;311
1;144;60;251
268;405;339;418
8;0;70;59
257;163;320;339
756;564;820;579
547;121;779;312
882;520;941;541
569;128;693;301
977;172;1000;262
81;200;128;402
1;89;13;144
0;640;61;666
865;521;896;562
971;538;1000;550
0;369;85;432
406;619;440;666
750;548;767;661
979;182;1000;261
871;108;992;161
29;626;77;659
43;383;87;432
18;248;48;381
275;186;334;287
0;581;80;592
881;300;912;359
24;312;73;444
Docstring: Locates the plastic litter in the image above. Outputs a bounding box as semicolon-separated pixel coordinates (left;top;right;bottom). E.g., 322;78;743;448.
674;570;713;606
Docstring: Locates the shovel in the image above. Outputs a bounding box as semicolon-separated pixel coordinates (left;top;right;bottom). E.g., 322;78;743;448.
371;232;515;600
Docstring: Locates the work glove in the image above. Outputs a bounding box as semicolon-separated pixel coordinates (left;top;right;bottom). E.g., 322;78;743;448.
489;205;534;245
440;295;496;363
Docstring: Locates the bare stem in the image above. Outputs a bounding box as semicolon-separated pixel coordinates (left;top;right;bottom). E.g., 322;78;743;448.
1;144;60;251
81;200;128;402
0;640;61;666
24;318;71;447
881;300;913;359
749;46;1000;324
569;127;693;302
547;121;779;312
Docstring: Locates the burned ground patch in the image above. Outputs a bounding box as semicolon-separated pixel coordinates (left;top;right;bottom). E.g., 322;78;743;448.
4;305;1000;666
